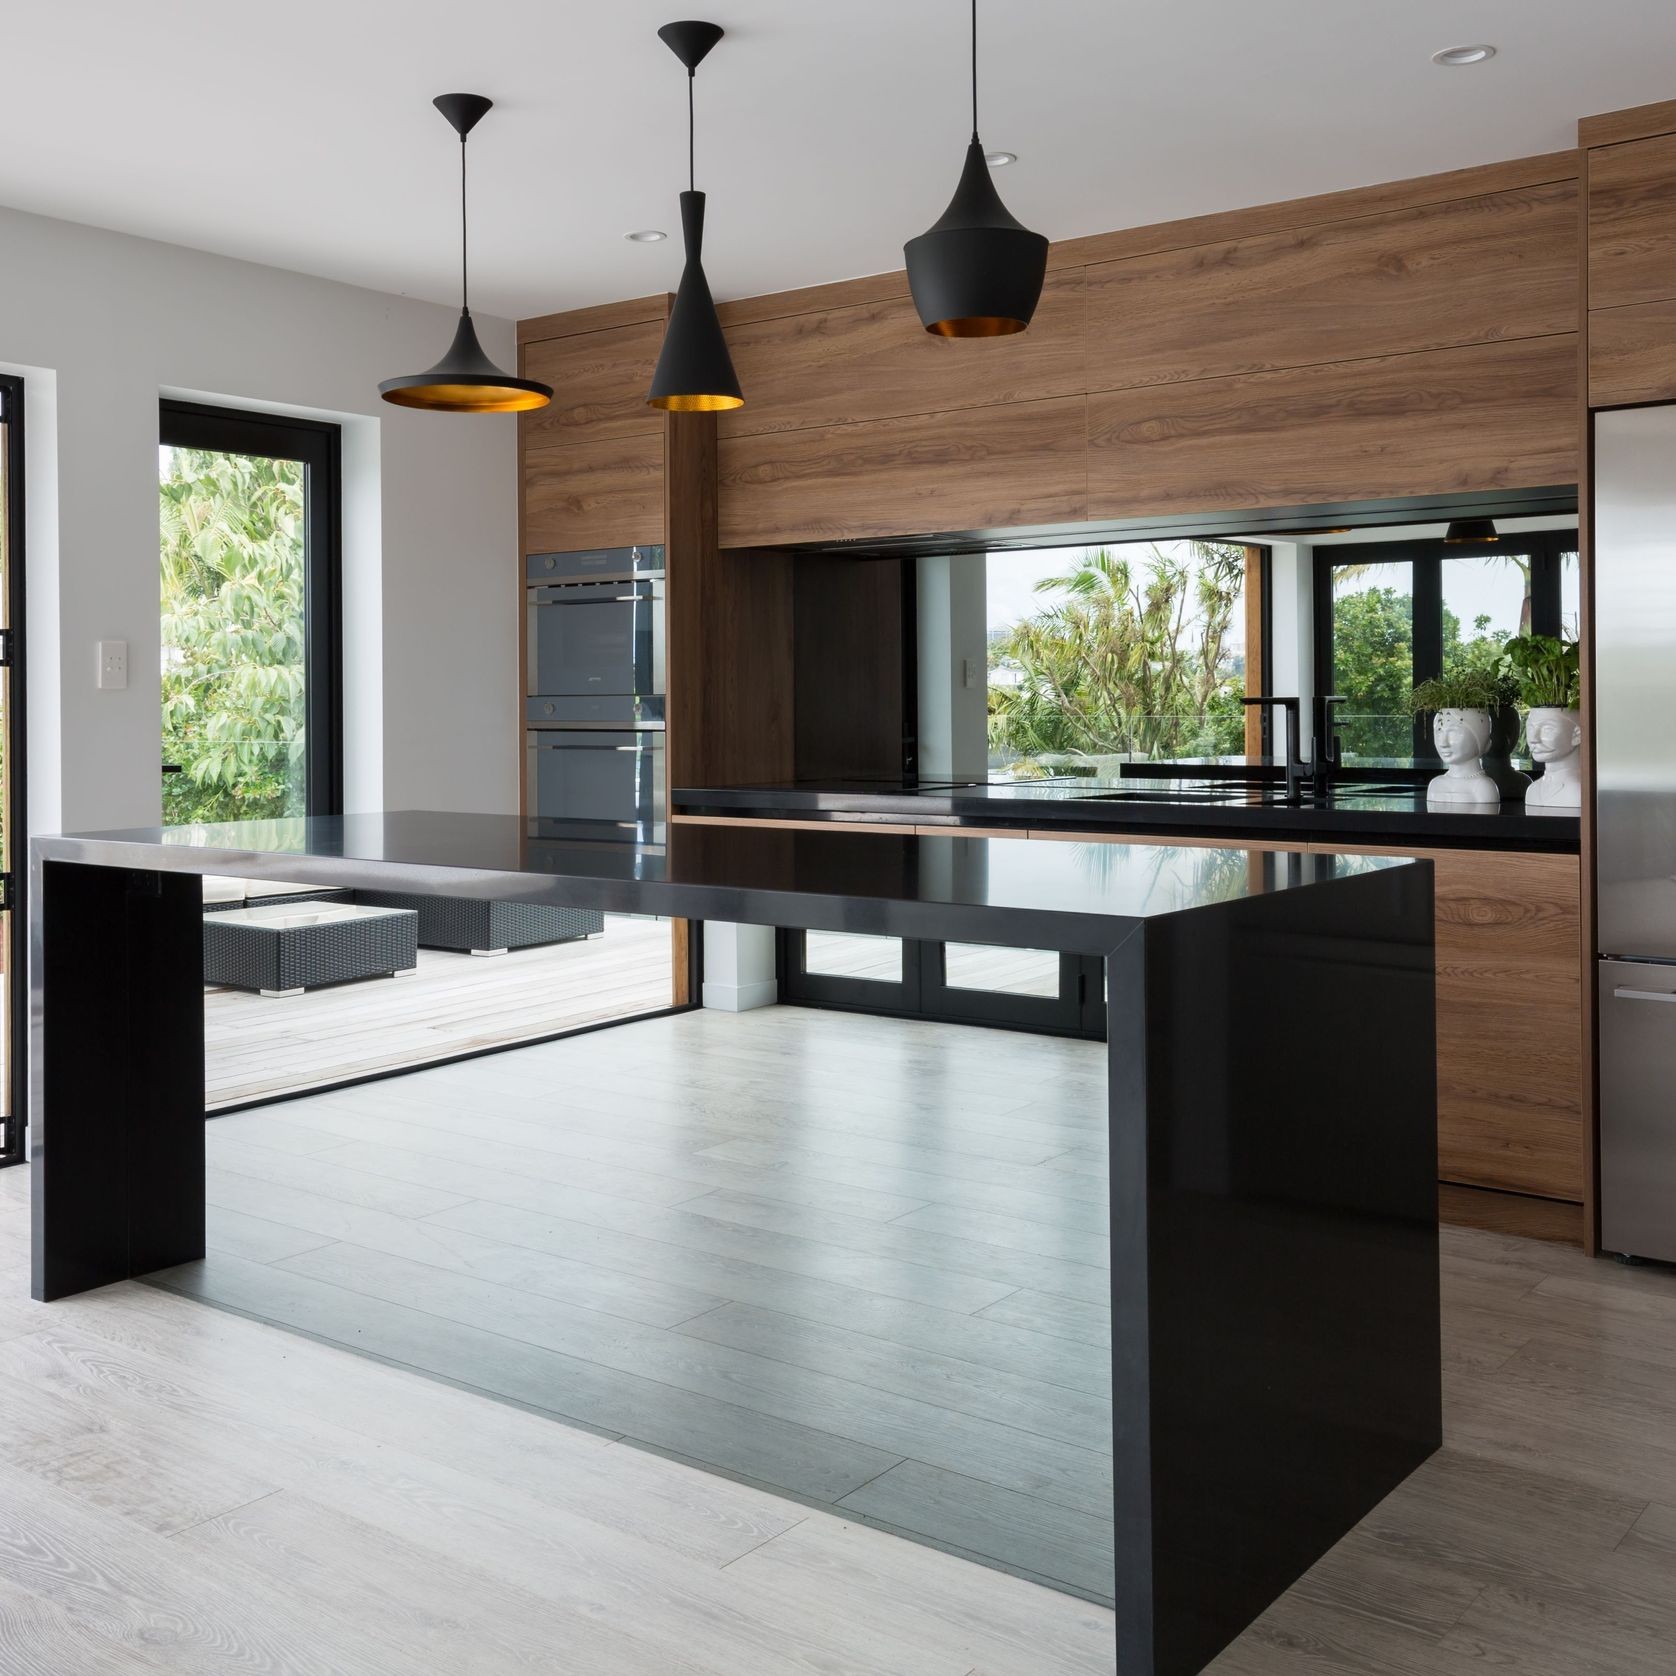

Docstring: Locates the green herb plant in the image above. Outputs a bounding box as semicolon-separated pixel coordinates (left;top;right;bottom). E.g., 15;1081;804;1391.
1500;633;1581;710
1407;668;1520;716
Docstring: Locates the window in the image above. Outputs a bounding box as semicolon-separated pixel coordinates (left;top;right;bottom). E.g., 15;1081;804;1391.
159;401;341;821
986;541;1265;773
1315;529;1578;759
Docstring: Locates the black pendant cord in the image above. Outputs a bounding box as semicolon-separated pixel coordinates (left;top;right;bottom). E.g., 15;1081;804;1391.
970;0;979;142
458;133;470;313
687;69;696;192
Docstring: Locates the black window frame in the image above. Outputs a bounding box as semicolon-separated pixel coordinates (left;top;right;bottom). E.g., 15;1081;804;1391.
778;928;1107;1040
0;374;28;1166
1312;529;1578;759
159;400;343;815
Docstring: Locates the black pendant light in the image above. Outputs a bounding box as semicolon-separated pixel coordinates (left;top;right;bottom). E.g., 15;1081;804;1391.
647;21;744;412
1443;517;1499;543
904;0;1047;337
379;94;552;414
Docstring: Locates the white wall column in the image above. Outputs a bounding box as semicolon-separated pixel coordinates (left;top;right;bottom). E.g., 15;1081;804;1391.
1265;541;1314;763
701;921;778;1012
916;552;989;780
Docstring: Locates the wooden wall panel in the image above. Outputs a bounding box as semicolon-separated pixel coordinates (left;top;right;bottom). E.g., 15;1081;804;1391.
793;558;905;781
517;293;670;346
664;415;794;788
1084;183;1578;391
523;432;666;552
1588;298;1676;406
1587;131;1676;311
720;269;1086;438
719;395;1088;548
520;319;666;447
1580;98;1676;150
1052;151;1579;273
1086;335;1578;518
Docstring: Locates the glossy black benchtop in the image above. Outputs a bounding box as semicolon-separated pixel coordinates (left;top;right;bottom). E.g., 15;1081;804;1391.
33;810;1417;957
674;773;1580;852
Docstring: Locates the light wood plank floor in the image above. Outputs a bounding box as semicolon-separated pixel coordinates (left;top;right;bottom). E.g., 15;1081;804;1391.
183;1007;1119;1603
204;913;674;1108
1;1003;1676;1670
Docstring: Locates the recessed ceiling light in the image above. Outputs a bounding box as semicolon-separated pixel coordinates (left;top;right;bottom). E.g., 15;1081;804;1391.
624;228;667;243
985;150;1017;167
1432;44;1495;66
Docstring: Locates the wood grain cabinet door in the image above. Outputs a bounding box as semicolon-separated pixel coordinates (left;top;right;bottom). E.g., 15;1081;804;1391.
1086;335;1578;517
1312;844;1584;1201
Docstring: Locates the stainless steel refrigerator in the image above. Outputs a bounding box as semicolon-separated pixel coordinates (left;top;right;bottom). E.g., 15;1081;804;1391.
1596;403;1676;1261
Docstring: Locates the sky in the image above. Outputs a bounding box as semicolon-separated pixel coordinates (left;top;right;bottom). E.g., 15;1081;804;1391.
984;542;1247;652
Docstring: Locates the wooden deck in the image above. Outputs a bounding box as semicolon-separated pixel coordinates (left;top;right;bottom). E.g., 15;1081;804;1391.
205;915;674;1108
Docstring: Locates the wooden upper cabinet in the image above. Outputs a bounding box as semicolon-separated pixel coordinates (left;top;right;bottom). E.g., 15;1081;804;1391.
1590;297;1676;407
1589;131;1676;311
519;319;666;447
718;395;1087;548
524;432;665;552
1084;182;1578;392
1086;334;1577;517
719;269;1087;439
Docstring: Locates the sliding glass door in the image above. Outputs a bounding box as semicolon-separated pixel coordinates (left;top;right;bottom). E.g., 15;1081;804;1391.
0;377;25;1165
159;401;341;821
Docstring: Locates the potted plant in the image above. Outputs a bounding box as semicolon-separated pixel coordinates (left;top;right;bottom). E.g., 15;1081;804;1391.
1408;668;1520;807
1503;634;1582;810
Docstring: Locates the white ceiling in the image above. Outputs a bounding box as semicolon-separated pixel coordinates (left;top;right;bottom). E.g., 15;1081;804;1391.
4;1;1675;320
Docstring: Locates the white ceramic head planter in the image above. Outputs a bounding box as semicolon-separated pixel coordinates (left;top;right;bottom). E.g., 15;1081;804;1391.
1525;706;1583;809
1428;707;1500;806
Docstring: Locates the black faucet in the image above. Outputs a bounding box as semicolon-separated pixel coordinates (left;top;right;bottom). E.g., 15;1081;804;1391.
1241;696;1308;801
1312;694;1347;794
1241;694;1347;801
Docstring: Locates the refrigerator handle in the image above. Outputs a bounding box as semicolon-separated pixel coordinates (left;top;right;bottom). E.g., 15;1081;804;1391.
1612;986;1676;1004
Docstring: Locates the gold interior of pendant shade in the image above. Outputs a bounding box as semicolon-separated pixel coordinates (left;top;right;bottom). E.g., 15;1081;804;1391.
649;392;746;412
925;315;1029;338
381;382;553;414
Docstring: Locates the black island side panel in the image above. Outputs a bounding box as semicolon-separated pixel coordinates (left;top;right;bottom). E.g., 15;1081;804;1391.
1110;859;1440;1675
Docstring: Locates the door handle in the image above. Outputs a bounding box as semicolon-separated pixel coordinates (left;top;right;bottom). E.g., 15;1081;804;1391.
1613;986;1676;1003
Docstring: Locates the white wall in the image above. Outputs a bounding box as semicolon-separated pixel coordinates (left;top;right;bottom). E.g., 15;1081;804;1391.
916;553;990;781
0;202;518;837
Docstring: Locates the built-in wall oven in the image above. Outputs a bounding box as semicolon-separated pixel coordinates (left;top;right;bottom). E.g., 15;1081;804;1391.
525;545;665;842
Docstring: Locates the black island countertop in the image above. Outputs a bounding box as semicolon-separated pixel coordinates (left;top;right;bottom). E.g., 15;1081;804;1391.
33;809;1421;953
674;770;1581;853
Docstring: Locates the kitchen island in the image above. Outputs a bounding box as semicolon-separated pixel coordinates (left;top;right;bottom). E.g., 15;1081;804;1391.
31;813;1438;1676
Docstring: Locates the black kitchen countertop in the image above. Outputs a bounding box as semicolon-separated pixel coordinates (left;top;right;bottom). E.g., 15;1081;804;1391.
32;809;1421;956
673;772;1580;852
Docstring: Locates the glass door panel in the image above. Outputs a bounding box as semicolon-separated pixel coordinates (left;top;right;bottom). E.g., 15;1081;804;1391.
805;930;905;983
1329;560;1414;759
160;446;307;821
943;942;1061;997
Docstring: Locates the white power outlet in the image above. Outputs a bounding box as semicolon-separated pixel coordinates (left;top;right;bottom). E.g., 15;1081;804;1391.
97;639;128;690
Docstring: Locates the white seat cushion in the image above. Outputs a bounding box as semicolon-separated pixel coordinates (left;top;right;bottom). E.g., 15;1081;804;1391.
203;876;334;906
240;879;335;900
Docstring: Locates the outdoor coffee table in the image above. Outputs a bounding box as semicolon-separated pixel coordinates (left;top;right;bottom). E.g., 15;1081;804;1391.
202;900;418;996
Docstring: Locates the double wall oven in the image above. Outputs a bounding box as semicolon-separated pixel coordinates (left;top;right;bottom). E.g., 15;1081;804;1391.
525;546;665;842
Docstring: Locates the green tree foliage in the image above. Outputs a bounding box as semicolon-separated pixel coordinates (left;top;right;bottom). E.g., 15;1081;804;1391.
1331;585;1517;756
987;543;1247;765
159;447;306;823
